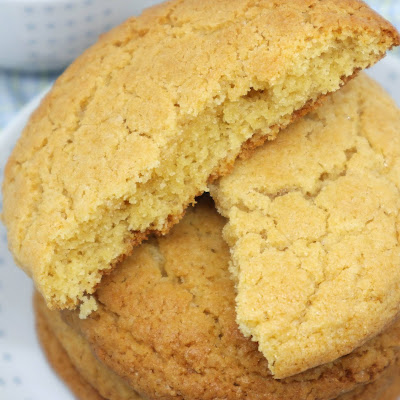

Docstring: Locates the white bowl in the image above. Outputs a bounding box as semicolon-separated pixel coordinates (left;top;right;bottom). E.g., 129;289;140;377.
0;0;163;72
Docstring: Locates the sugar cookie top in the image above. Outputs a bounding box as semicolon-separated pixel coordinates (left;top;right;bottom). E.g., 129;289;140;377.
2;0;399;311
62;199;400;400
210;74;400;378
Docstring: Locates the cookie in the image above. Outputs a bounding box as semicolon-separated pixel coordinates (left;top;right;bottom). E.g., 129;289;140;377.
378;376;400;400
45;199;400;400
340;368;400;400
34;290;400;400
35;293;105;400
3;0;399;312
209;73;400;378
34;291;138;400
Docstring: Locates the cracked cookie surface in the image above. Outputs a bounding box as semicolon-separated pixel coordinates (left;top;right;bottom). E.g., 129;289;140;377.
60;198;400;400
210;74;400;379
34;288;400;400
2;0;399;312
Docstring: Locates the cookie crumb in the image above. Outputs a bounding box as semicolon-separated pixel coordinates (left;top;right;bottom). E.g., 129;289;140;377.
79;296;97;319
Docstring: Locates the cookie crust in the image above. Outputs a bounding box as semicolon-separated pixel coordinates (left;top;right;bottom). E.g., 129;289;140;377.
34;291;141;400
35;293;105;400
34;290;400;400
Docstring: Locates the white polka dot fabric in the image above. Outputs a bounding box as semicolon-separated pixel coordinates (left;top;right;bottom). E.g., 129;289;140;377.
0;0;164;71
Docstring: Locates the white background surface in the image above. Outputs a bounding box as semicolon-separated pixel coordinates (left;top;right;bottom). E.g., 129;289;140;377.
0;56;399;399
0;0;164;71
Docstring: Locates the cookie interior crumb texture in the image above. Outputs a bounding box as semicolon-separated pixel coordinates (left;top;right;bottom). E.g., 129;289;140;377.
2;0;399;311
210;74;400;379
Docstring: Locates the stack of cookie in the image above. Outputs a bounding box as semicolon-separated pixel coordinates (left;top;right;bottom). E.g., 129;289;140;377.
2;1;400;399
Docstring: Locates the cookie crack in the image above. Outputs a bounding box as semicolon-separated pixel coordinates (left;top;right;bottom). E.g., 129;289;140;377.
233;93;400;342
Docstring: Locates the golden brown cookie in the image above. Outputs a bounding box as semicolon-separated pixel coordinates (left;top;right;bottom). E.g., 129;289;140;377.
34;290;400;400
339;366;400;400
209;74;400;379
34;291;140;400
47;199;400;400
35;294;105;400
378;375;400;400
3;0;399;313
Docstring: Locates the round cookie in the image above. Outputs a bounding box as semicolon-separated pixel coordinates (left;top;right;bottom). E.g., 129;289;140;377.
54;199;400;400
3;0;399;313
35;294;105;400
34;292;139;400
210;74;400;378
34;291;400;400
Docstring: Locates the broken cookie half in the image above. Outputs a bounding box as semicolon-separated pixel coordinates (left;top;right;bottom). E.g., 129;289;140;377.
2;0;399;311
210;74;400;379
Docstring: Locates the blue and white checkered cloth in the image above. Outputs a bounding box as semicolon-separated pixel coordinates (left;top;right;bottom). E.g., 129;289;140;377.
0;0;399;131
